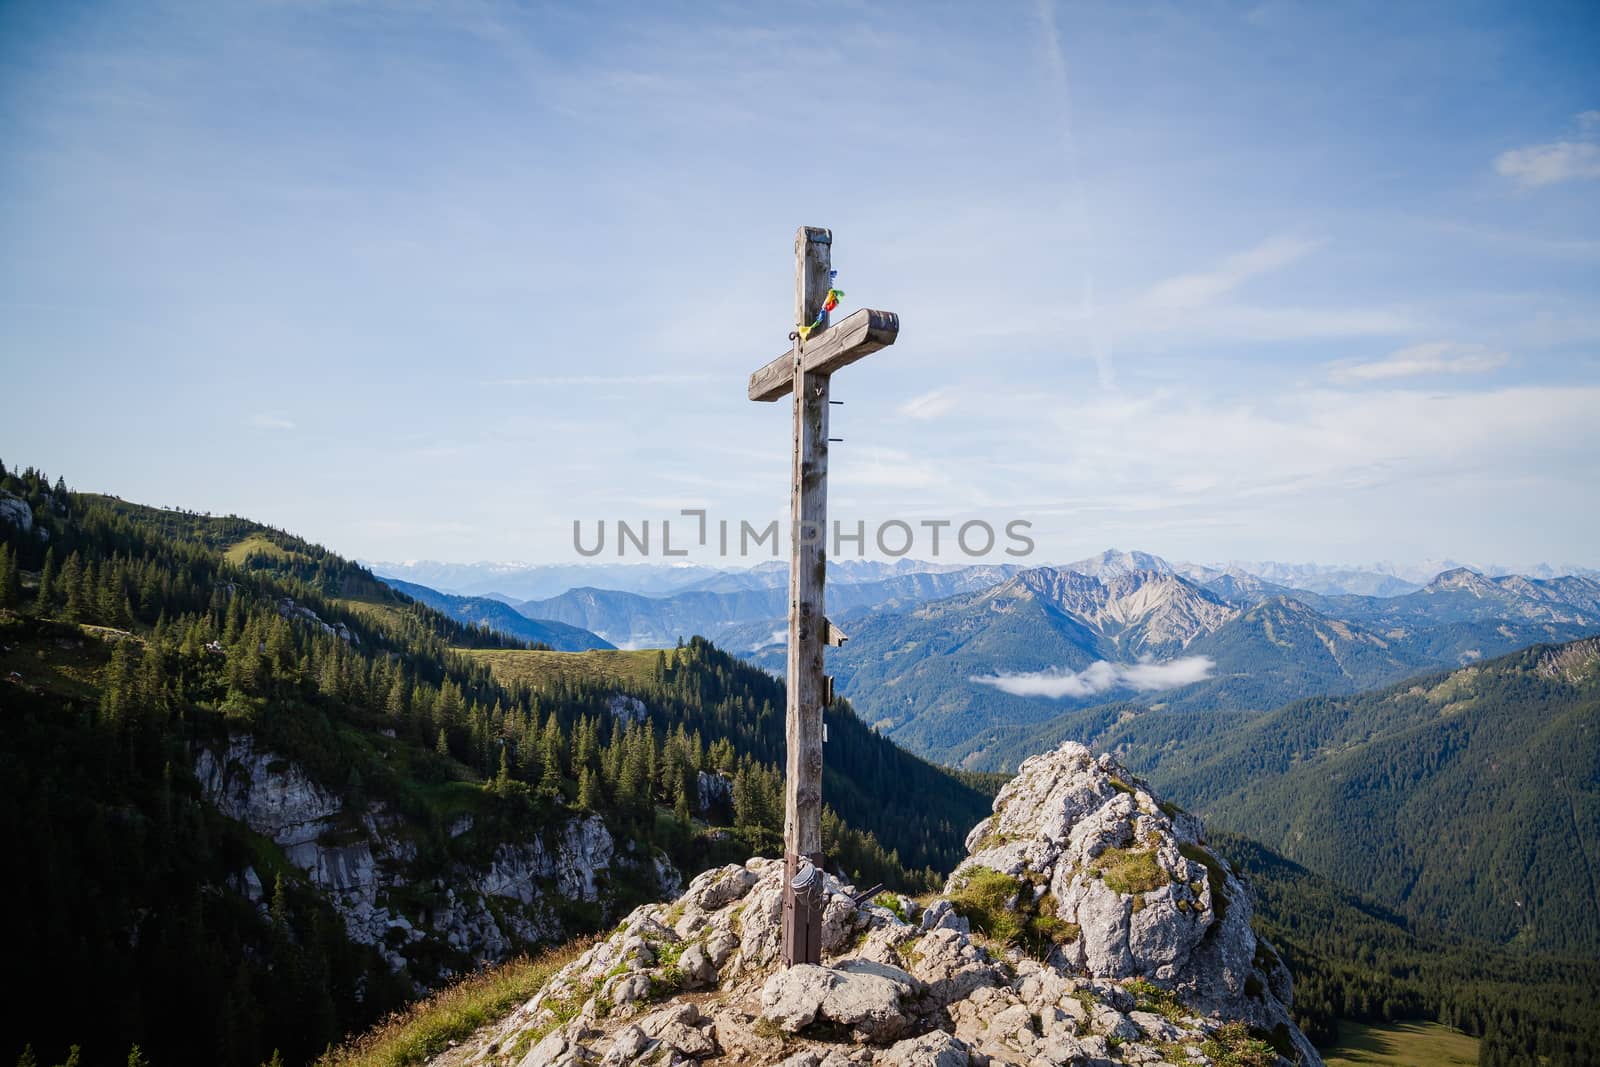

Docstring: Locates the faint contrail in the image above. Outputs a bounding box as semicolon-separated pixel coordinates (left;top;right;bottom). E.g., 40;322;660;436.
1034;0;1115;390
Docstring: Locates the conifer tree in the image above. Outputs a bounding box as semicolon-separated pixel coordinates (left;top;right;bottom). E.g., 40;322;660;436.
0;542;18;608
266;616;293;679
35;548;56;613
223;594;245;644
573;714;596;772
385;674;410;721
617;727;648;822
731;764;752;828
660;735;689;808
644;728;660;801
100;637;136;724
516;714;539;779
674;790;693;839
538;715;564;800
603;719;625;785
136;640;168;718
97;560;123;624
437;680;464;726
541;712;563;771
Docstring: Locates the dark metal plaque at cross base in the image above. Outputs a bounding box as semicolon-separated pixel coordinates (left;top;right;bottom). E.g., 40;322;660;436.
782;851;826;964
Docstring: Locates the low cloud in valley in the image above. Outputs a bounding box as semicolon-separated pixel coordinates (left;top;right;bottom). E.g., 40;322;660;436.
971;656;1216;699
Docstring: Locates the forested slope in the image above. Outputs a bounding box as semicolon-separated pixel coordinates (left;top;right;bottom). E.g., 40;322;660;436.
1214;833;1600;1066
954;638;1600;957
1159;641;1600;956
0;462;990;1067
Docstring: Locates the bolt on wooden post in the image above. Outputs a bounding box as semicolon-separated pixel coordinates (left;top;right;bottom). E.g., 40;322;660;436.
746;227;899;966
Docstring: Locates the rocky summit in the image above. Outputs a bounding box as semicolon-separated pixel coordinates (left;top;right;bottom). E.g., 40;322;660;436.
434;742;1320;1067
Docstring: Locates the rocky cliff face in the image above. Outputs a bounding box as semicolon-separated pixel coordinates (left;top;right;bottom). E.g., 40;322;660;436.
1007;569;1235;653
195;734;679;981
434;741;1320;1067
0;489;34;534
954;743;1312;1061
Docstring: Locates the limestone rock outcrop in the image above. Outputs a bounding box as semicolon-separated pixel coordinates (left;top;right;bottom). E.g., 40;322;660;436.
195;734;678;982
429;741;1322;1067
954;742;1313;1063
0;490;34;534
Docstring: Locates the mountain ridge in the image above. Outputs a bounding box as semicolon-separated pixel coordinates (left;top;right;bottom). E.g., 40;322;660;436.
380;576;615;651
816;559;1600;761
371;548;1600;611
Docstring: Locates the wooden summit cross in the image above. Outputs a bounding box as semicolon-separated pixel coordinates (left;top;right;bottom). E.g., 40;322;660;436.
747;226;899;967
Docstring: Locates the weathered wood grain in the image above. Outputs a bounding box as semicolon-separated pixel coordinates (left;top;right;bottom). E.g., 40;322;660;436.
781;226;831;967
749;226;898;968
748;307;900;402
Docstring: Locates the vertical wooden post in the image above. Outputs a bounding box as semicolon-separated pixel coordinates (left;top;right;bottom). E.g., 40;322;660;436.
747;227;896;966
783;225;831;967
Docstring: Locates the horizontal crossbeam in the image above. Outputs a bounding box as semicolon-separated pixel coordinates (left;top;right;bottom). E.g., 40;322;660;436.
747;308;900;402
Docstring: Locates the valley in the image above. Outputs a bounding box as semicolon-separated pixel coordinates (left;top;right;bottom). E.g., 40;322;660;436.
380;549;1600;772
3;469;1597;1067
1320;1021;1480;1067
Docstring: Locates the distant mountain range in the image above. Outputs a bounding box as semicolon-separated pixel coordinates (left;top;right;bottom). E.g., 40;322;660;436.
807;562;1600;763
370;549;1599;604
379;564;1024;650
525;566;1024;648
1175;560;1423;598
365;557;1005;602
380;578;615;651
374;550;1600;773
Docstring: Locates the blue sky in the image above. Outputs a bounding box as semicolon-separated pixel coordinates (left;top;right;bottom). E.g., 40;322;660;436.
1;1;1596;569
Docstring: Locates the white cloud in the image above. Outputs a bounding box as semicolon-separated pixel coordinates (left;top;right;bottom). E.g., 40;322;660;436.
749;629;786;651
1140;235;1319;312
1495;141;1600;187
971;656;1215;699
1495;112;1600;187
249;413;295;430
939;382;1600;547
1328;341;1508;384
900;387;956;420
1100;236;1413;344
